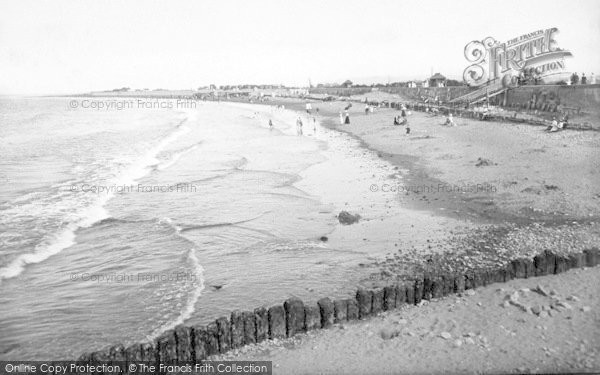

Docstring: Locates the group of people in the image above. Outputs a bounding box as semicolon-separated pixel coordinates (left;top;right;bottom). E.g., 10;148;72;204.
339;110;351;124
546;114;569;132
296;116;317;135
443;113;456;126
392;105;410;134
305;102;319;115
570;72;595;85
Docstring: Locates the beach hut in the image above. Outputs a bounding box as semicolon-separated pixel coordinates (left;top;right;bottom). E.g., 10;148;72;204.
429;73;447;87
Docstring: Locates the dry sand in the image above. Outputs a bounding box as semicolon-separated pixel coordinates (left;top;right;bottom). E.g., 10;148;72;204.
263;98;600;284
216;266;599;374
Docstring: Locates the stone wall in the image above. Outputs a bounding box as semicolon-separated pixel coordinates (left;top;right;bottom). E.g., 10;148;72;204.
503;84;600;118
77;248;599;371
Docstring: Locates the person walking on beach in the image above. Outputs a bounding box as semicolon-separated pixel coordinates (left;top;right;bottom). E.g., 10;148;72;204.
339;111;344;125
296;117;303;135
365;103;370;115
269;119;274;130
344;111;351;124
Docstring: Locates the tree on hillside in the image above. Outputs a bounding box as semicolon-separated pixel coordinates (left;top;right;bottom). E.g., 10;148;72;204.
342;80;353;88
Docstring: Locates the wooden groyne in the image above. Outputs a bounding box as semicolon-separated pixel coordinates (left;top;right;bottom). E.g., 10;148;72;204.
77;248;599;372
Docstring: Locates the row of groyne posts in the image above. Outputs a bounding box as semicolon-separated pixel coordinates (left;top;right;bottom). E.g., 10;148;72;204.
72;248;600;373
362;100;596;131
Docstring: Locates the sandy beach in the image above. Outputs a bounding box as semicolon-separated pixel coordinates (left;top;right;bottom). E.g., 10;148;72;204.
216;266;600;374
211;97;600;373
255;99;600;282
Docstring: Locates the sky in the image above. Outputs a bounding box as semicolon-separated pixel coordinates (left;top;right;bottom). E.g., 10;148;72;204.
1;0;599;94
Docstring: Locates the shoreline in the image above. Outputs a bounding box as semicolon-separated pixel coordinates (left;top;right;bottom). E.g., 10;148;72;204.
31;95;599;370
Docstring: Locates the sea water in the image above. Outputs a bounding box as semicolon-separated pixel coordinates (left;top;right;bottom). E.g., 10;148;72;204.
0;97;434;359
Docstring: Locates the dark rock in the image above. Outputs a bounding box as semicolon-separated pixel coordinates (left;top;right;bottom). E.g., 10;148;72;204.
242;311;256;345
584;248;599;267
320;236;328;242
268;305;286;339
216;316;231;353
338;211;361;225
383;286;397;310
475;157;496;167
346;298;359;320
334;299;348;323
156;329;177;364
454;274;465;293
230;310;245;348
534;253;547;276
372;289;384;314
304;304;321;330
414;279;424;304
284;298;305;337
254;307;268;343
318;297;335;328
356;289;373;318
174;325;194;361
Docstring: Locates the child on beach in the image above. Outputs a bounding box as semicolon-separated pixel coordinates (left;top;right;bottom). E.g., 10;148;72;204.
339;112;344;125
344;111;351;124
296;117;303;135
444;113;455;126
269;119;274;130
